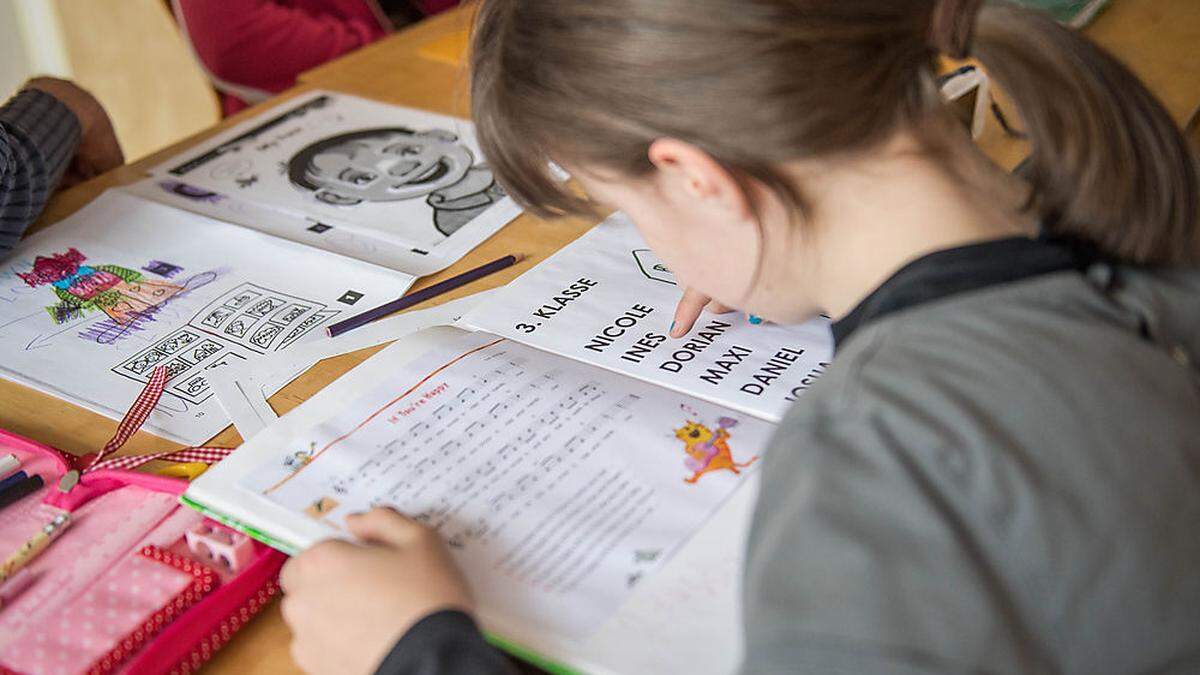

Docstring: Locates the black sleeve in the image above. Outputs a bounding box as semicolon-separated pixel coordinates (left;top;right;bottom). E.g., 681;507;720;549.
0;88;81;256
374;610;518;675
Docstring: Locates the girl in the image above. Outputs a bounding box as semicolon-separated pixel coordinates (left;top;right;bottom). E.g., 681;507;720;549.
278;1;1200;673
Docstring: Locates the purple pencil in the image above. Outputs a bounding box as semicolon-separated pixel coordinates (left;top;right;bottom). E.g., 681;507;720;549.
325;254;524;338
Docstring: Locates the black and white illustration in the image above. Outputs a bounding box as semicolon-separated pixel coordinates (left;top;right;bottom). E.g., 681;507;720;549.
287;127;505;237
158;92;510;251
112;283;340;404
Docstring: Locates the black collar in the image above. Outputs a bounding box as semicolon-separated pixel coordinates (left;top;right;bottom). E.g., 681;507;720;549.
830;236;1092;350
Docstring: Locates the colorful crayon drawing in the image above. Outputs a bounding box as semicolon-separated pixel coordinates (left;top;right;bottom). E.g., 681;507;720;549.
673;415;758;484
18;248;185;325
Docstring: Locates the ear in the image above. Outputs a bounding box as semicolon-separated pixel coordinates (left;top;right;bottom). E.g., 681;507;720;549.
647;139;752;221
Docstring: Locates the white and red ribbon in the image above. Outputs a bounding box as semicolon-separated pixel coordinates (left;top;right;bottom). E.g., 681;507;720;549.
84;365;234;474
87;447;233;473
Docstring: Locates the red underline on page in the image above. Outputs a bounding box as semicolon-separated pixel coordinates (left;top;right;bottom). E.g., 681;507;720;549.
263;337;505;495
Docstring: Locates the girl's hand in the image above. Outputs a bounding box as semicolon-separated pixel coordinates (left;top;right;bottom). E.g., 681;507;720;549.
670;287;736;338
279;508;473;675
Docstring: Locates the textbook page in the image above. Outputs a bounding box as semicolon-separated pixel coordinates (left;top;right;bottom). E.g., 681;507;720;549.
187;326;756;674
0;190;413;444
194;329;771;637
149;91;523;275
462;213;833;422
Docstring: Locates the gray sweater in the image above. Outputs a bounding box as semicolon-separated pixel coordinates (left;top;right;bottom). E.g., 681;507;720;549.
0;89;80;255
744;251;1200;673
374;239;1199;675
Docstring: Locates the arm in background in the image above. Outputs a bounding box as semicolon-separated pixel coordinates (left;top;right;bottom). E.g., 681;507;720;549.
174;0;389;107
0;89;80;257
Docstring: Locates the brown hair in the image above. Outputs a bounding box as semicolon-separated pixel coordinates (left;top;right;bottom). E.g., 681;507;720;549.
470;0;1199;265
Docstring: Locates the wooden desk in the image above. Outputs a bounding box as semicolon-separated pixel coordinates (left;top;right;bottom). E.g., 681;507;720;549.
2;1;1197;672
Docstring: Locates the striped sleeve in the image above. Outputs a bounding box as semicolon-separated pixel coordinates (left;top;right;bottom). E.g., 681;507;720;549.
0;88;81;256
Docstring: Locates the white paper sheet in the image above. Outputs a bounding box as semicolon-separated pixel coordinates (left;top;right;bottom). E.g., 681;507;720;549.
207;361;286;440
0;190;413;444
208;291;496;440
238;331;772;636
149;91;523;275
463;213;834;422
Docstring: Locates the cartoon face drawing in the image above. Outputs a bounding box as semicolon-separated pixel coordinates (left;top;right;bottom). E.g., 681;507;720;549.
289;128;474;205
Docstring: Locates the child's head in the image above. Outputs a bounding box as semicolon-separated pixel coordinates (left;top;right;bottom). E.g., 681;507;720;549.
471;0;1198;320
288;128;475;205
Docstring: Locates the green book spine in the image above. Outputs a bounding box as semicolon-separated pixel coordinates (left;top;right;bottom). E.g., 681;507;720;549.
179;494;301;555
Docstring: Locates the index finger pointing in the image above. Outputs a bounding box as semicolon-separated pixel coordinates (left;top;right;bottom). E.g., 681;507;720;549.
671;287;711;338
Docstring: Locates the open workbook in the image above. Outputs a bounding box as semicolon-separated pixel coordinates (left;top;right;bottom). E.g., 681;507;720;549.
184;214;833;674
0;92;520;444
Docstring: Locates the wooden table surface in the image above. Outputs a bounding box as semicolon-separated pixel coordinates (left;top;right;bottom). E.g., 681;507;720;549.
1;1;1196;672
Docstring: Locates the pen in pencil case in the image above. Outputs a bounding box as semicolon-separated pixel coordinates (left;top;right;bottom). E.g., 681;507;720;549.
0;470;27;494
0;472;41;510
0;453;18;480
0;512;72;584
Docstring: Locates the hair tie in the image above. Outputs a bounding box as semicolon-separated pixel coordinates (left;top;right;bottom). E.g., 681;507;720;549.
929;0;983;59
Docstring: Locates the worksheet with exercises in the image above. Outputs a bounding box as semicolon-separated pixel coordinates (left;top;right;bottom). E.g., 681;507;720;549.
462;213;834;422
149;91;522;274
0;190;412;444
234;330;774;636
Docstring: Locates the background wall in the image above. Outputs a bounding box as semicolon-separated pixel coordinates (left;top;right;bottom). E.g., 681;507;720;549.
0;1;30;98
1;0;219;161
0;1;54;98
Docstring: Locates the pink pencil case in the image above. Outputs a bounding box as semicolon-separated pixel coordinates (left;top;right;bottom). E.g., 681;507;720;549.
0;427;287;675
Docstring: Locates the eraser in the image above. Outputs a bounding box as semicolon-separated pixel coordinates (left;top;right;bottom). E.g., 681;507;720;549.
185;522;255;573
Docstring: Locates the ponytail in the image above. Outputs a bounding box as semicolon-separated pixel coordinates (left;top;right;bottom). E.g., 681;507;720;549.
971;3;1199;264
